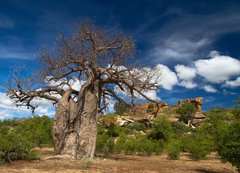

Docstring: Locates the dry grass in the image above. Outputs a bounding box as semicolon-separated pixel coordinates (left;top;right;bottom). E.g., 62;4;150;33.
0;148;237;173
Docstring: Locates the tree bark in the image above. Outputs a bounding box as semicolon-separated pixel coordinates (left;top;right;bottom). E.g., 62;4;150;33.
53;87;98;159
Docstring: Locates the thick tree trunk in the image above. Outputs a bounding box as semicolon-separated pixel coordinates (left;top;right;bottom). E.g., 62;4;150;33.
53;87;98;159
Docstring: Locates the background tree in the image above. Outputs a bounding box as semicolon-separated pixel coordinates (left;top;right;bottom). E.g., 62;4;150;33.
214;104;240;172
5;22;160;159
176;102;197;126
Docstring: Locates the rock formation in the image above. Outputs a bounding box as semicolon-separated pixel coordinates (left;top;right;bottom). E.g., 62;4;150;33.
98;97;205;128
178;97;203;111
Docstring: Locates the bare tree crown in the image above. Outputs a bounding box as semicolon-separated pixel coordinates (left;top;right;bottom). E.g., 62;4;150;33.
6;22;160;113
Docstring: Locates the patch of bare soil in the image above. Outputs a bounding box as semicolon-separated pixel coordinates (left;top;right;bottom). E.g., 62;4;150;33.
0;148;237;173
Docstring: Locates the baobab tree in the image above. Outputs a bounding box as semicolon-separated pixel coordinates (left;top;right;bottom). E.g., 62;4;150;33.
6;22;161;159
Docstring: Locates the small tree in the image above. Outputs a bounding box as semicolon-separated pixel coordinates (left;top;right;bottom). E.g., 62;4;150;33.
5;22;160;159
216;106;240;172
217;122;240;172
177;102;197;126
114;102;130;115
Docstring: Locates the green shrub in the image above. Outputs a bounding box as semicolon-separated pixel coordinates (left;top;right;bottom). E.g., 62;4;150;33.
147;103;154;113
148;116;174;142
217;122;240;172
106;125;121;137
114;102;129;115
199;108;233;151
0;116;54;163
171;121;190;136
96;134;114;156
114;134;127;154
115;134;164;156
182;134;212;160
167;140;181;160
21;115;53;147
0;127;38;164
130;122;147;132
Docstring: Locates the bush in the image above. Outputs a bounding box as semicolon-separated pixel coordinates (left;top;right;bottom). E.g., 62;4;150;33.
0;126;38;164
167;140;181;160
114;102;129;115
130;122;147;132
106;125;121;137
171;121;190;136
148;116;174;142
147;103;154;113
199;108;233;151
96;134;114;156
182;134;212;160
114;134;164;156
217;122;240;172
21;115;53;147
0;116;54;163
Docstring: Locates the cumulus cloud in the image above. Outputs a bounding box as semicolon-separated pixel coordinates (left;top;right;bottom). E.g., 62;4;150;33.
174;64;197;89
225;77;240;87
179;81;197;89
175;64;196;81
202;85;217;93
45;76;84;91
195;51;240;83
0;92;55;119
156;64;178;90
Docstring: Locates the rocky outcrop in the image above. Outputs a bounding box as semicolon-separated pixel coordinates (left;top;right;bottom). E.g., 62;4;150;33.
178;97;203;111
131;102;168;116
98;114;154;127
98;97;205;128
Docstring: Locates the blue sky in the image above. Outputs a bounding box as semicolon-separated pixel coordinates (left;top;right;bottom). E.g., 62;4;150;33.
0;0;240;119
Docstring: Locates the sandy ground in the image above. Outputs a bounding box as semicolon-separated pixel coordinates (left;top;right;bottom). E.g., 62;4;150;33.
0;148;237;173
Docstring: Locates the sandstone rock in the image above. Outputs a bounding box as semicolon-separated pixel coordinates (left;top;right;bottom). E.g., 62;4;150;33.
177;97;203;111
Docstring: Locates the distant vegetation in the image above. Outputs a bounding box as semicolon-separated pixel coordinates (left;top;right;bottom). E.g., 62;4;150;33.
0;103;239;171
0;115;53;164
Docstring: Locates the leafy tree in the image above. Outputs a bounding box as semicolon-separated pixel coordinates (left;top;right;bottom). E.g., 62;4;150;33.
176;102;197;126
217;122;240;172
199;108;232;149
215;106;240;172
6;22;160;159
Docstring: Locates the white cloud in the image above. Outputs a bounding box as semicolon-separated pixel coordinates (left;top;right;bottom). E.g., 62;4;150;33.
225;77;240;87
0;92;55;119
143;90;159;101
179;81;197;89
202;85;217;93
151;38;209;63
175;64;196;81
45;76;85;91
195;51;240;83
156;64;178;90
113;64;178;103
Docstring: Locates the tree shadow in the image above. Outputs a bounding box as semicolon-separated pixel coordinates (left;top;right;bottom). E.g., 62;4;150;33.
195;168;233;173
95;154;142;161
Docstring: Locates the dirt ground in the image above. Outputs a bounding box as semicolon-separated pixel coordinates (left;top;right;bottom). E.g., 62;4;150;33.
0;148;237;173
